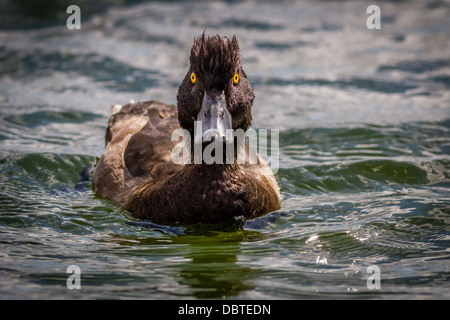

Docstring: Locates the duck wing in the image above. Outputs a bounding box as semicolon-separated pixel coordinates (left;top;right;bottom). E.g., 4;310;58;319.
93;100;178;206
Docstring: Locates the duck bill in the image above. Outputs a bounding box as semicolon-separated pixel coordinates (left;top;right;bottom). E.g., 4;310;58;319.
194;91;233;144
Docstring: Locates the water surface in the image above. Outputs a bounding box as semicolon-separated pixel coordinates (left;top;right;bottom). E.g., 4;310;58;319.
0;0;449;299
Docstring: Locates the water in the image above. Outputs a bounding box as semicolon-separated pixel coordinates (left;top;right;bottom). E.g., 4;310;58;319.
0;0;449;299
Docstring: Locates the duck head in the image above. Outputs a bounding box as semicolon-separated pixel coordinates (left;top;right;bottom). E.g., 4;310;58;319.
177;33;255;144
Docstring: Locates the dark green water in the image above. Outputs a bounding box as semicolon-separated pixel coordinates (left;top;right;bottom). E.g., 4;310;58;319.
0;0;449;299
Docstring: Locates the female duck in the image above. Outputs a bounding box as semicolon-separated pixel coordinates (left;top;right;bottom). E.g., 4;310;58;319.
93;34;280;224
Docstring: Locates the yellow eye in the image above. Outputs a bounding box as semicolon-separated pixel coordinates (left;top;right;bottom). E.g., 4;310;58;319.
190;72;196;84
233;73;239;84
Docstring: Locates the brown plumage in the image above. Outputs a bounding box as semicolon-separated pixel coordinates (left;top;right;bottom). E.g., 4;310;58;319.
93;33;280;225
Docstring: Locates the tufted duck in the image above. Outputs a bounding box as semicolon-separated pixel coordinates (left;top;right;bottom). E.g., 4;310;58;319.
93;33;280;224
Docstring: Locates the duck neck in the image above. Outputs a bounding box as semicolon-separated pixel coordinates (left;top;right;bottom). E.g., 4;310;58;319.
185;142;244;183
188;136;251;166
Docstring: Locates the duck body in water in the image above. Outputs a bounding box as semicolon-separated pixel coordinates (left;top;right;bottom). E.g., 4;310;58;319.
93;33;280;224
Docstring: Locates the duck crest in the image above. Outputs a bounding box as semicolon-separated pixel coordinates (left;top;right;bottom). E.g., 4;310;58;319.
190;33;241;89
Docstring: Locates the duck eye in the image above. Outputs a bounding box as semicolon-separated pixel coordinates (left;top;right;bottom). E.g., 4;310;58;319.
190;72;197;84
233;73;239;84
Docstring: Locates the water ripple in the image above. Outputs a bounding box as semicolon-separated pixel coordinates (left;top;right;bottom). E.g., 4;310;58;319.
0;0;449;300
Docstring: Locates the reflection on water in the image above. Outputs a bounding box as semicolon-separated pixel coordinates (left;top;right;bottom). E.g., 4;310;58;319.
0;0;449;299
176;234;257;299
